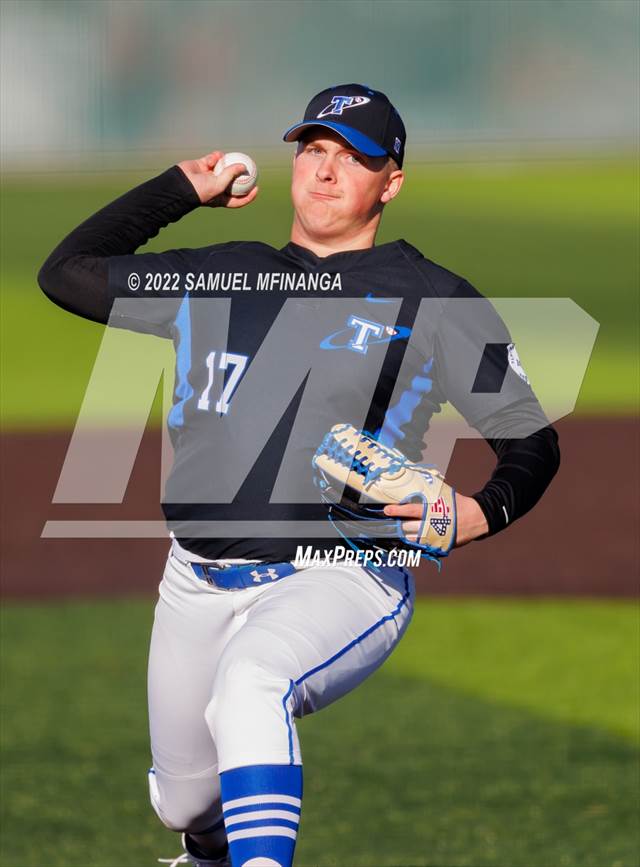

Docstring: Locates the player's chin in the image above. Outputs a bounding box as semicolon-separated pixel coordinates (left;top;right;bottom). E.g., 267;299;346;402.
301;216;342;239
304;200;342;222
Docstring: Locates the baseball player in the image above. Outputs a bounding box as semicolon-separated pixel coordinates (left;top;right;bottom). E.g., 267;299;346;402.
38;84;560;867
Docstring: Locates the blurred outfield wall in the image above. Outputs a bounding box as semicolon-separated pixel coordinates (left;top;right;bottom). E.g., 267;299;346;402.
1;0;638;170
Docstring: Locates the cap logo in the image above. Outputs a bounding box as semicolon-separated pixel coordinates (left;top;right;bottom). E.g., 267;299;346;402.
317;95;371;118
394;137;401;154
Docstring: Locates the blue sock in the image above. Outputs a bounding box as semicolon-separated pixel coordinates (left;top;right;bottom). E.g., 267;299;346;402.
220;764;302;867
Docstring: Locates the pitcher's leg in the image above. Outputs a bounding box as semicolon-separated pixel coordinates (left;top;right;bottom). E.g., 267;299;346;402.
147;550;236;851
205;563;414;866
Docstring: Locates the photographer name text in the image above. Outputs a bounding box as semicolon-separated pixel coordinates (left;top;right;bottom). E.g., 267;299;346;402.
126;271;343;293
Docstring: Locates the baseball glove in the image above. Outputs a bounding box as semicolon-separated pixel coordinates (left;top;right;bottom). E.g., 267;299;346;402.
312;423;457;561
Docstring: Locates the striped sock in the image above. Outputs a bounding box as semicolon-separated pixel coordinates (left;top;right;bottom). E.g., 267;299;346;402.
220;764;302;867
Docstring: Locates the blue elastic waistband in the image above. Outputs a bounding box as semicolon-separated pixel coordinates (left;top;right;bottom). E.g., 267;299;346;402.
190;561;298;590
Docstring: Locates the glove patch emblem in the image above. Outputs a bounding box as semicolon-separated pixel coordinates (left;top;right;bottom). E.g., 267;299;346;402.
429;496;452;536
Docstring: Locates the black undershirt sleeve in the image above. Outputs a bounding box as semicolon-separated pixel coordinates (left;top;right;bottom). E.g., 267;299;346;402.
37;166;200;324
426;276;560;536
469;401;560;537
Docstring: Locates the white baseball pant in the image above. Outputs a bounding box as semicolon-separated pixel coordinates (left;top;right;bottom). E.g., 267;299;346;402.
147;544;415;834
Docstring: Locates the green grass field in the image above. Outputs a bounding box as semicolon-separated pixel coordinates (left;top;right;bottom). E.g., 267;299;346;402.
1;156;638;427
1;597;638;867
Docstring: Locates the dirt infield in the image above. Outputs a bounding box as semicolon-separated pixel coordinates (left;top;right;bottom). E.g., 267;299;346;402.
1;416;637;598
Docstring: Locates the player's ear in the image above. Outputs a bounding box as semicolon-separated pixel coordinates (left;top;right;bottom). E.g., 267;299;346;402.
380;169;404;204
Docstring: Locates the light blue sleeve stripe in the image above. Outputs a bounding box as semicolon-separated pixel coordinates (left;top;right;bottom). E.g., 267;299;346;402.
168;295;194;430
378;357;434;449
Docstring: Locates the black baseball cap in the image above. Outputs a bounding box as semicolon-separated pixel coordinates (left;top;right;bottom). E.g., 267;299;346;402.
283;83;406;168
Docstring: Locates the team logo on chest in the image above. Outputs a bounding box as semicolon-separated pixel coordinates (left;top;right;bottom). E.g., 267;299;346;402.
317;95;371;118
320;314;410;354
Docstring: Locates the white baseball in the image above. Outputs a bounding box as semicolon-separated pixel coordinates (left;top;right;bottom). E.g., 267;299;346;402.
213;152;258;197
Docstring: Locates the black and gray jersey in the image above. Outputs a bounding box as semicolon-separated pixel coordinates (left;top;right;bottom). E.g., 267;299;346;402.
38;166;559;561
